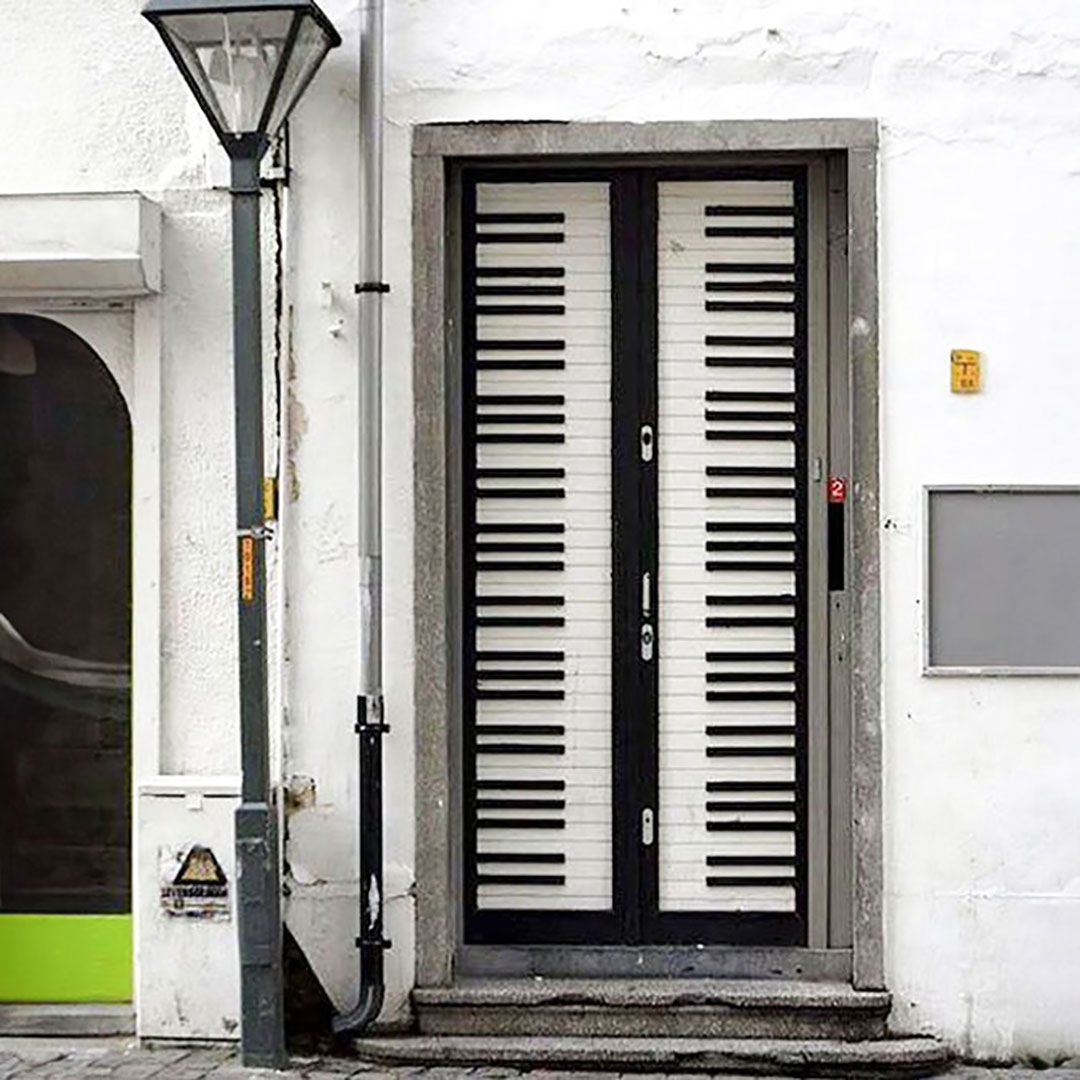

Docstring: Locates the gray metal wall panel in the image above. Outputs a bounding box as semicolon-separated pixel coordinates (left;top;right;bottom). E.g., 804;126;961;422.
927;488;1080;670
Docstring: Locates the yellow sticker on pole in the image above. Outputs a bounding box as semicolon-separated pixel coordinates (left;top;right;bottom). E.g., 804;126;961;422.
240;536;255;602
950;348;981;393
262;477;277;521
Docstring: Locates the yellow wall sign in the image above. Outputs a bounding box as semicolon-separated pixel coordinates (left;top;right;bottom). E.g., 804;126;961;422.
951;348;981;393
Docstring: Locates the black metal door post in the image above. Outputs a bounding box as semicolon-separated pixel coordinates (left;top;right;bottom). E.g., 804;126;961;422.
230;148;286;1069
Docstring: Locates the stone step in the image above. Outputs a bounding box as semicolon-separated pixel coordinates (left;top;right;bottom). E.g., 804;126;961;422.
414;979;892;1040
354;1034;953;1077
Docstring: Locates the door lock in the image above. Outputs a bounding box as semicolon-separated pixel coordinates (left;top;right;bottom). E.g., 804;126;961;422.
641;807;655;847
639;424;654;463
640;622;654;661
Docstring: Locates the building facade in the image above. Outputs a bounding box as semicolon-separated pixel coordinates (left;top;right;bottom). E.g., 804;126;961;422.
1;0;1080;1063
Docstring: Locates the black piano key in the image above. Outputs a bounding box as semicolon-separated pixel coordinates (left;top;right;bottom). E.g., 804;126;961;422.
476;560;565;572
705;651;795;663
705;392;795;403
476;522;565;534
476;285;566;297
476;212;566;224
476;488;566;500
477;745;566;757
705;262;793;273
705;801;794;812
706;431;795;442
476;433;566;444
706;561;794;571
706;616;797;628
476;799;567;810
706;594;797;605
476;232;565;244
476;396;565;407
706;876;795;887
476;816;566;827
705;541;795;552
706;690;796;702
705;300;795;312
706;724;795;735
476;466;565;477
476;851;566;862
705;335;794;347
475;266;566;278
476;359;565;371
706;820;793;831
705;356;794;368
476;616;566;628
476;724;566;736
475;542;565;553
476;779;566;790
475;595;565;608
705;280;794;293
706;672;796;683
476;688;565;701
477;874;567;886
705;465;795;476
705;487;795;498
704;205;794;217
706;522;794;533
476;650;564;662
476;304;566;316
705;410;794;422
706;853;796;863
477;338;565;351
476;413;565;424
477;668;565;680
705;226;795;238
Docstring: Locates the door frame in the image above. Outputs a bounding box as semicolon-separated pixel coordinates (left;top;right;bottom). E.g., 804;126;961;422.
412;120;881;988
0;301;160;1009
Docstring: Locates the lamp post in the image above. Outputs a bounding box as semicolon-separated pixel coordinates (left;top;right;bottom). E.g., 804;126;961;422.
141;1;340;1066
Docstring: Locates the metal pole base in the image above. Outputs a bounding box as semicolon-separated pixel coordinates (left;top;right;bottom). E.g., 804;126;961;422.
236;803;286;1068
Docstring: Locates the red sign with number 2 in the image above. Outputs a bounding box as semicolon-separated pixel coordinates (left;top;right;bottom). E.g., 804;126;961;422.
828;476;846;504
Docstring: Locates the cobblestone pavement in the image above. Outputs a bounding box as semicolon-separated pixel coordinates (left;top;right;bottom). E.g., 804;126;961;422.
4;1040;1080;1080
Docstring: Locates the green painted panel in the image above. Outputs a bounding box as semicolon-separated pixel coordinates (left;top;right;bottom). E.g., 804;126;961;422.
0;914;132;1002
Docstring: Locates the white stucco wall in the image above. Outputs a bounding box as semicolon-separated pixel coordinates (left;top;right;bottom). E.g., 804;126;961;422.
4;0;1080;1060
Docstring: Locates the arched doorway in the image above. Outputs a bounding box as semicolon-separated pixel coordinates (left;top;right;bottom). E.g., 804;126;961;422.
0;314;132;1002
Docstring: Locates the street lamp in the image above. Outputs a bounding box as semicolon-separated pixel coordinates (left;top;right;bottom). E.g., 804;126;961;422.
142;0;340;1068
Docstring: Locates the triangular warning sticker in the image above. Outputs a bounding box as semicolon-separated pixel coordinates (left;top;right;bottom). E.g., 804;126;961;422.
174;845;227;886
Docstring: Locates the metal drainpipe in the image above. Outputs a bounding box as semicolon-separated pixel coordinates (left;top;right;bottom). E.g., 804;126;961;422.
333;0;388;1037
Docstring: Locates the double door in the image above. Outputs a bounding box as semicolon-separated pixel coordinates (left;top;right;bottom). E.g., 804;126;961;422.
460;166;838;947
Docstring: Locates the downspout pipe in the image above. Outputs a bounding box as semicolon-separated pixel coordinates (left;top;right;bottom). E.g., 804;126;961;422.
333;0;388;1037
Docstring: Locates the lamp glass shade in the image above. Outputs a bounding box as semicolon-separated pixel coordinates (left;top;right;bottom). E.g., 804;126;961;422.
152;8;334;141
263;13;335;137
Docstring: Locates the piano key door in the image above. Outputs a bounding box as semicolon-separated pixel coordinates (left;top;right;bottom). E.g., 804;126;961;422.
461;168;832;947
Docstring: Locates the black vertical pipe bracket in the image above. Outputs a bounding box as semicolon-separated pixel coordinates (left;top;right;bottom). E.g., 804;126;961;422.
331;695;389;1036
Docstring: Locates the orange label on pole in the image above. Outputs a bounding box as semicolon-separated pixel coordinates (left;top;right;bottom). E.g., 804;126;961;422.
240;537;255;602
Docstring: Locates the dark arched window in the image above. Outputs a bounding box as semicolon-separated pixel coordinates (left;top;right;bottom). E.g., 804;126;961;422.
0;314;131;923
